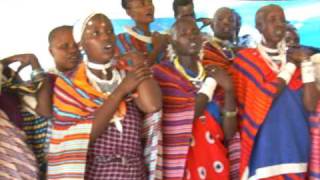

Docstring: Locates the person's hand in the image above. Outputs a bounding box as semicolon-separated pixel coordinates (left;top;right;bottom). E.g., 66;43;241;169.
196;17;211;30
206;65;233;91
287;47;313;67
117;64;152;95
2;54;40;72
152;32;169;51
117;51;147;71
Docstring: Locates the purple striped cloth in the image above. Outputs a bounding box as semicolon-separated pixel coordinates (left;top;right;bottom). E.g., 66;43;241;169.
0;110;38;180
309;101;320;180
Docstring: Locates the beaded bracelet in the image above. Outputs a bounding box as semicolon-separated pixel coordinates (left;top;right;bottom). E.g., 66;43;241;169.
31;68;46;82
221;109;238;118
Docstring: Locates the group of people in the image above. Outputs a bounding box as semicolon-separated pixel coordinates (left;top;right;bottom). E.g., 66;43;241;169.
1;0;320;180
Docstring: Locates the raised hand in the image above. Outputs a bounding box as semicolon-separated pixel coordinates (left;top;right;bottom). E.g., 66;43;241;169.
117;64;152;95
117;51;146;71
196;17;211;30
287;47;313;66
152;32;169;51
2;53;40;72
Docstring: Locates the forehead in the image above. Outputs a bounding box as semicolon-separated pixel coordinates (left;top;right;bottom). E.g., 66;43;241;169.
51;28;73;42
177;3;193;12
86;15;112;29
127;0;151;5
173;19;197;33
286;28;298;37
215;8;233;18
264;7;285;18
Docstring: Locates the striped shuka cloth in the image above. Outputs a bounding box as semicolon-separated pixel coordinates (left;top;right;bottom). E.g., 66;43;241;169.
116;27;167;64
0;110;38;180
202;39;241;180
48;63;162;180
201;40;234;71
309;101;320;180
231;48;308;179
21;112;51;179
153;60;233;179
153;61;196;180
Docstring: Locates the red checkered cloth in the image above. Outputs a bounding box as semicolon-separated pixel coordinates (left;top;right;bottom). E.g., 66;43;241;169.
85;101;147;180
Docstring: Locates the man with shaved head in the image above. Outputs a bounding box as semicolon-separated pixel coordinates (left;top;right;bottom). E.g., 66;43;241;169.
202;7;239;70
231;4;315;179
200;7;242;180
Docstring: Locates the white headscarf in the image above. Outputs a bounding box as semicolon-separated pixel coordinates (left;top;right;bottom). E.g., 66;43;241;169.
72;12;114;72
73;12;124;133
73;12;102;44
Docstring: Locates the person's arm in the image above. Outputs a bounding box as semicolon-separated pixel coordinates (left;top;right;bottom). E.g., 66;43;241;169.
148;32;169;66
135;74;162;113
90;65;151;142
27;56;53;117
0;54;52;116
194;66;237;140
271;47;314;98
90;87;126;142
194;94;210;119
287;47;319;112
120;52;162;113
221;88;237;141
300;59;320;112
209;67;237;140
303;82;319;112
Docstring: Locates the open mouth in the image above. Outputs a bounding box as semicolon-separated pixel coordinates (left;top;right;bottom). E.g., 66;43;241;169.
103;44;113;51
145;12;154;18
190;42;197;47
221;26;233;34
274;29;284;36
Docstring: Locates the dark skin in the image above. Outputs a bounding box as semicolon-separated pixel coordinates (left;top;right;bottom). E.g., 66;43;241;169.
257;5;319;111
33;27;82;117
81;14;162;142
288;47;319;112
256;6;286;49
0;54;53;116
211;7;237;42
175;3;195;19
49;27;81;73
209;8;244;53
285;26;320;111
125;0;169;65
256;6;292;95
170;18;236;140
285;27;300;48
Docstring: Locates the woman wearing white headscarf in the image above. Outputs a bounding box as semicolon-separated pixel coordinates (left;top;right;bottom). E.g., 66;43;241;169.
47;12;162;180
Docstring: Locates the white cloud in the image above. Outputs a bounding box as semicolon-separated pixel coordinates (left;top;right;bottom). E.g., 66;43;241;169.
285;2;320;21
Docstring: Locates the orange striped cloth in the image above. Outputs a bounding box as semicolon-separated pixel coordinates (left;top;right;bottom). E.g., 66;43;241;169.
201;41;233;71
230;48;302;179
48;63;127;179
48;63;161;180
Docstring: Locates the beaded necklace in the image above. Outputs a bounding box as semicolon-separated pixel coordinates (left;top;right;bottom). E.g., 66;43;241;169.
173;57;206;88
